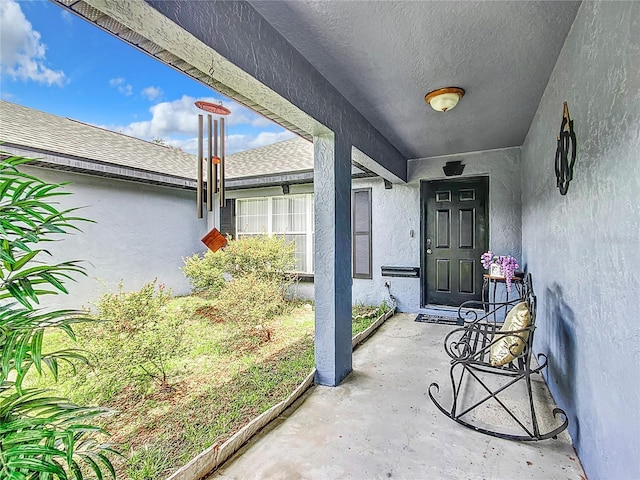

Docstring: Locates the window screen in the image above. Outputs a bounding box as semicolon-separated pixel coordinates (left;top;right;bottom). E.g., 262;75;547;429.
236;198;268;234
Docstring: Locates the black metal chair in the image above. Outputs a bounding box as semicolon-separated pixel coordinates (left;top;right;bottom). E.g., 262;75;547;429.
428;274;569;441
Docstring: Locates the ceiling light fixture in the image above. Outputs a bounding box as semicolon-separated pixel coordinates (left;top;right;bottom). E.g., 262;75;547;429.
425;87;465;112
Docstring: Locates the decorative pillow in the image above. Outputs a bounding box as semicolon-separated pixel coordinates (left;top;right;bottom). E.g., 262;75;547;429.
489;302;531;367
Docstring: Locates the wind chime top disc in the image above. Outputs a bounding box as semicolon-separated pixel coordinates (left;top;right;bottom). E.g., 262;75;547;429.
194;101;231;116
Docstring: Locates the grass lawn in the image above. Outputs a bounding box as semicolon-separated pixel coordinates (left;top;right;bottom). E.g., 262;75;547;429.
27;296;388;479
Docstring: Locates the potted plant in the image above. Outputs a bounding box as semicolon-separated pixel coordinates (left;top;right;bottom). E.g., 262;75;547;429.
481;251;520;292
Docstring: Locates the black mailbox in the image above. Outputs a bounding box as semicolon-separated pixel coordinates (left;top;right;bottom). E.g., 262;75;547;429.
381;266;420;278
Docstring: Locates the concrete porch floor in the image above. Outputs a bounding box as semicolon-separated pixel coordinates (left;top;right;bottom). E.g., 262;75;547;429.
208;313;585;480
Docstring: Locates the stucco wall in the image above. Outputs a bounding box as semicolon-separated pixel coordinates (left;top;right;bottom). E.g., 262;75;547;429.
520;2;640;479
352;147;522;311
22;166;208;310
351;177;419;311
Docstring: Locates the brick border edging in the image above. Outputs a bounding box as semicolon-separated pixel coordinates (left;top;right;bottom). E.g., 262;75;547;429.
168;308;396;480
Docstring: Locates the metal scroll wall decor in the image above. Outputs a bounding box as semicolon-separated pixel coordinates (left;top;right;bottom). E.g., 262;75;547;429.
195;101;231;218
555;102;577;195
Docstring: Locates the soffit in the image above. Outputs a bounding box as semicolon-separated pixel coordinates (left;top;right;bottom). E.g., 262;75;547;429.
52;0;386;180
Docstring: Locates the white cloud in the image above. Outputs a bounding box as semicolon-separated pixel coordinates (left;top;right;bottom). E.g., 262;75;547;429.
0;0;65;86
109;77;133;96
103;94;294;154
112;95;200;139
106;95;274;139
240;131;297;151
141;85;163;101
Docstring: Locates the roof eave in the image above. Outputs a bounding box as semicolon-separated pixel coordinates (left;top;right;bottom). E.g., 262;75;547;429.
1;144;196;190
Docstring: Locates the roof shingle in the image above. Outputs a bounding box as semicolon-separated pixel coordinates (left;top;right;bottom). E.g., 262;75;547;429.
0;100;313;181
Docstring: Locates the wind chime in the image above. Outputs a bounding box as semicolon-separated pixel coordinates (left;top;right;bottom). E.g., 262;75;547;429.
195;100;231;251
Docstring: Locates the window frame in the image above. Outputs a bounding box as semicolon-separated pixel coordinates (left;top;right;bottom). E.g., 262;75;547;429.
235;193;314;274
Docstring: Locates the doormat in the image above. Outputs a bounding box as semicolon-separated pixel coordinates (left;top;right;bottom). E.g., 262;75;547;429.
415;314;462;326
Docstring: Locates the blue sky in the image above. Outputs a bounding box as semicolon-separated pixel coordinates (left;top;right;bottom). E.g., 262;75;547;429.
0;0;295;154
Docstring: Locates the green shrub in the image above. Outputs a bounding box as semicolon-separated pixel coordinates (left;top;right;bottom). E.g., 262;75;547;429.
222;235;296;281
93;279;172;334
182;251;226;295
182;235;296;296
211;273;287;326
77;280;184;399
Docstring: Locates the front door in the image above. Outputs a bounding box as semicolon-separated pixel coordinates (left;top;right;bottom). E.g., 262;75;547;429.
421;177;488;306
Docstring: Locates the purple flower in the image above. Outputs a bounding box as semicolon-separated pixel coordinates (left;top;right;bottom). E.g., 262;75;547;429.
480;251;520;292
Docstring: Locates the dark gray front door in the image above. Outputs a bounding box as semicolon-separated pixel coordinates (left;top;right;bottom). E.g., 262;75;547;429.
421;177;488;307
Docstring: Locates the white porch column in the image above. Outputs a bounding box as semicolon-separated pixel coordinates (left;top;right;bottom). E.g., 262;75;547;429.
314;134;352;386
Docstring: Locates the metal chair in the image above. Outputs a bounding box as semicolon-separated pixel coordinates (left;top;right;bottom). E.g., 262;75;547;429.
428;274;569;441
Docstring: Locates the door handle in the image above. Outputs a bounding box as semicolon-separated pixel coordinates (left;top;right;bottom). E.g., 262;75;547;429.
426;238;432;254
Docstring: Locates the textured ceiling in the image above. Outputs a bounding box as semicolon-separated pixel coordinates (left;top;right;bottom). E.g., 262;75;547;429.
250;1;581;159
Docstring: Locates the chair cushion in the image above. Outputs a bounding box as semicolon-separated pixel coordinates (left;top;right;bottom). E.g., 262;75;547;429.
490;302;531;366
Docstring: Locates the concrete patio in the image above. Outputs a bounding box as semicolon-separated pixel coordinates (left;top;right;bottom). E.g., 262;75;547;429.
209;313;585;480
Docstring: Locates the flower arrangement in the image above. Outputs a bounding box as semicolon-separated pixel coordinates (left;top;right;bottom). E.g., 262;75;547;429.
481;250;520;292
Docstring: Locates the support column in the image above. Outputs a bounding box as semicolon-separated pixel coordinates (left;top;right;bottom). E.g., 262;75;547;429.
314;134;352;386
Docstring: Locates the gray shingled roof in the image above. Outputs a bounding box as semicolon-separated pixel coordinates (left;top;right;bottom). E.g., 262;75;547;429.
0;100;196;179
225;137;312;178
0;100;313;182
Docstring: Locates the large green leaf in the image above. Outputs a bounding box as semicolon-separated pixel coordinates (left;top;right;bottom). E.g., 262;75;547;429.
0;389;118;478
0;152;118;479
11;250;40;271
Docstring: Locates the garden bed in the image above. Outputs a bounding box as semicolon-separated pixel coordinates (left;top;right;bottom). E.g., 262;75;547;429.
31;297;391;479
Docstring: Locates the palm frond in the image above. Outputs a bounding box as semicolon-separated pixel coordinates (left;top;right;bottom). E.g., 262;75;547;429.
1;152;119;479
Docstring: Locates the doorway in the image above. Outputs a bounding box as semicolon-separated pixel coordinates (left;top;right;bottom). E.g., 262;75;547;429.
421;177;489;307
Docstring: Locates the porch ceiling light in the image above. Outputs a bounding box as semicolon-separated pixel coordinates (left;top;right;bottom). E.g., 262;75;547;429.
425;87;465;112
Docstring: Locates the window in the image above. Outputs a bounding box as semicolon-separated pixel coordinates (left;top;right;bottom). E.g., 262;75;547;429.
236;189;372;278
236;194;314;273
236;198;269;234
352;188;372;279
